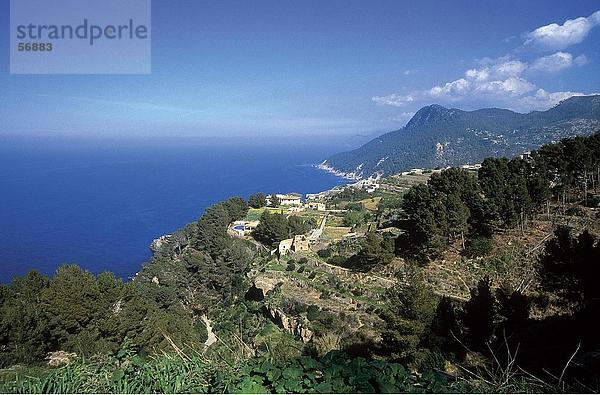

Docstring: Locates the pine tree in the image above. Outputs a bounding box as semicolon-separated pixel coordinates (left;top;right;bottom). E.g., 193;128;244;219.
464;277;496;351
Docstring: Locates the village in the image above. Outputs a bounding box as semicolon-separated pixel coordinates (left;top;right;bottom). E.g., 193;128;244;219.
227;172;417;256
229;176;375;242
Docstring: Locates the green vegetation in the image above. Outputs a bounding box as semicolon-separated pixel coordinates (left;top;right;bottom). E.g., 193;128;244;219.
248;192;267;208
252;211;314;246
325;95;600;177
399;133;600;263
1;133;600;393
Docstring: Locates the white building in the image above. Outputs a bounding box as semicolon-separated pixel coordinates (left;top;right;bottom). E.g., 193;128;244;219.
267;193;302;206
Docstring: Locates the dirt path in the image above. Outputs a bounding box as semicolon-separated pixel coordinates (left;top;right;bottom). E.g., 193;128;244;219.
309;214;328;241
201;315;217;347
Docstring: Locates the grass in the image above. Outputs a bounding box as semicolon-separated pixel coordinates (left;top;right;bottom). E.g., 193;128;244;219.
322;227;352;242
359;197;382;211
261;258;383;308
0;355;213;394
265;261;286;272
245;207;286;221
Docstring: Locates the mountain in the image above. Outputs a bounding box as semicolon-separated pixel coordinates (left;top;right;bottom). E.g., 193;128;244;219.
321;95;600;179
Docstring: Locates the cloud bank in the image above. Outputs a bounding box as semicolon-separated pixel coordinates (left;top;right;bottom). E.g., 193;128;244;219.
524;11;600;50
374;11;598;114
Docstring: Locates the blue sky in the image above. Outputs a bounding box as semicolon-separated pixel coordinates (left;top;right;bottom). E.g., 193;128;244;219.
1;0;599;138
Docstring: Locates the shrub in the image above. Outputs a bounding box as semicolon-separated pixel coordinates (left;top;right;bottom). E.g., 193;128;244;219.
328;256;347;267
584;195;600;208
464;237;494;257
307;304;320;321
313;333;342;356
566;206;584;216
317;248;332;258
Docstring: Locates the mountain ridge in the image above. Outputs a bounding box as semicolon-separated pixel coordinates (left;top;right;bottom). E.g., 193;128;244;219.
322;95;600;179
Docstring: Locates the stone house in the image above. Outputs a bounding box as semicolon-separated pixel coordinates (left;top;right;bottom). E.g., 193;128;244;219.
278;234;310;256
307;202;326;211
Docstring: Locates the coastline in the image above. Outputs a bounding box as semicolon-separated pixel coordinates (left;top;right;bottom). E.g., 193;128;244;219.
316;160;363;181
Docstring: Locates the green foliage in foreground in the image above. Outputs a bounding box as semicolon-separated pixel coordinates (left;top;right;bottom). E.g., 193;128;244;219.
219;352;453;394
0;354;211;394
0;351;457;394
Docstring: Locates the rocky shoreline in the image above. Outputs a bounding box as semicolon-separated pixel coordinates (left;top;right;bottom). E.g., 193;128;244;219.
316;160;363;180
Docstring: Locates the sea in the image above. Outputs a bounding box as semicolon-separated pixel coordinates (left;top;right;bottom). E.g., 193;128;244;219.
0;135;364;283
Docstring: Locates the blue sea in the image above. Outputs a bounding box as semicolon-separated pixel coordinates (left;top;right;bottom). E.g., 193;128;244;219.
0;135;358;283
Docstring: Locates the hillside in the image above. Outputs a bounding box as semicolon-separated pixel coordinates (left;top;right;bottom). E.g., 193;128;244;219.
1;134;600;393
322;95;600;178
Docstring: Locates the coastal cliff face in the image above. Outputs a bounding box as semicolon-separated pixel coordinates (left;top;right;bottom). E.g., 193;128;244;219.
150;234;171;253
317;161;364;180
322;95;600;179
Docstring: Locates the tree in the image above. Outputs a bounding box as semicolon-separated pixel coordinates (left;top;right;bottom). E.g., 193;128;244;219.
479;158;515;227
171;229;189;255
288;215;313;236
540;226;600;314
268;194;280;207
342;210;365;228
381;269;438;359
464;277;496;351
221;197;248;222
346;232;394;272
253;211;314;247
248;193;267;209
429;168;480;204
0;271;51;365
196;204;232;256
252;210;289;247
41;265;107;353
508;159;533;231
496;286;530;335
400;183;448;260
445;193;470;249
428;296;464;359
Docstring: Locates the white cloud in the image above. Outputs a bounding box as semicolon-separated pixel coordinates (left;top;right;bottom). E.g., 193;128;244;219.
524;10;600;50
372;12;598;113
574;54;588;65
494;59;528;77
475;77;535;96
390;112;415;124
466;58;527;81
429;57;534;100
516;89;588;111
530;51;573;72
372;94;414;107
465;68;489;82
430;78;471;97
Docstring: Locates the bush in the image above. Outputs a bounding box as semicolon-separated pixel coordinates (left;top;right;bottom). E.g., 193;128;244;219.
313;333;342;357
566;206;584;216
298;257;308;264
286;262;296;271
328;256;347;267
584;195;600;208
307;304;320;321
464;237;494;257
317;248;332;259
219;351;451;394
